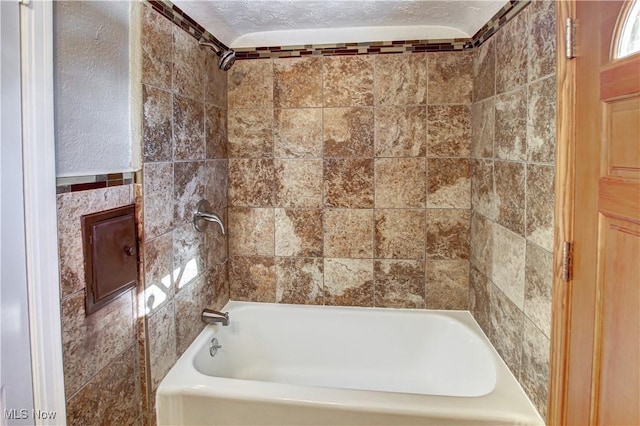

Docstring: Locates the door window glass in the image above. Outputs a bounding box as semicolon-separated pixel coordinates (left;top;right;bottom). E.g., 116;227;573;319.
617;0;640;58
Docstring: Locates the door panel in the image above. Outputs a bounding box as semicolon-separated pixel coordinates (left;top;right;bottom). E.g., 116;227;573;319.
603;96;639;179
595;217;639;425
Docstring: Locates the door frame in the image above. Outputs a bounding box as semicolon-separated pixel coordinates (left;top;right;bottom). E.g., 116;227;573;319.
548;0;575;424
19;1;67;423
548;0;640;423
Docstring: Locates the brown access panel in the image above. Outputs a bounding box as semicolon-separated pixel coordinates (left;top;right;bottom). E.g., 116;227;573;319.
81;204;138;315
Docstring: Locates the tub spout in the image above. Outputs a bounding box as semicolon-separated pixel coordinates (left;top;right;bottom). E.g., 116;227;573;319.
202;308;229;326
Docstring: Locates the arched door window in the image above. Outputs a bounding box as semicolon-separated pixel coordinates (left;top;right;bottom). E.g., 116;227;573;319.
616;0;640;59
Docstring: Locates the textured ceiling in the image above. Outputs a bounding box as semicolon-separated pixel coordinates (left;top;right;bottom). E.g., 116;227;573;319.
172;0;509;48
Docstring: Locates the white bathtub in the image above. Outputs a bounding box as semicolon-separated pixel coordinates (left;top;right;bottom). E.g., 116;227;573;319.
156;301;544;425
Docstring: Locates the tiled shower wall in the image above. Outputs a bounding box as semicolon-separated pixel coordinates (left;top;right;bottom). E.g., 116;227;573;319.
469;0;556;418
226;53;473;309
139;3;229;423
57;185;140;425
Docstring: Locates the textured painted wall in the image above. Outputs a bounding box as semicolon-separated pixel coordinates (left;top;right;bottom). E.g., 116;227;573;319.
172;0;506;47
138;4;229;424
54;1;133;177
469;0;556;418
226;52;474;310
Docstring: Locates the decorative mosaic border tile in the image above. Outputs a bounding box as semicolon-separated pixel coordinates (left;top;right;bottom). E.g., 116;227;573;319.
471;0;532;48
147;0;530;59
146;0;230;52
234;39;473;60
56;171;140;194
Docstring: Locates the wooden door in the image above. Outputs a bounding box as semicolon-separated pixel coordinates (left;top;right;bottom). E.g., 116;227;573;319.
553;0;640;424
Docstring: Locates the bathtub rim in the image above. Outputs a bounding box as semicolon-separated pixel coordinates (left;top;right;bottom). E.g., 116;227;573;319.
157;301;544;425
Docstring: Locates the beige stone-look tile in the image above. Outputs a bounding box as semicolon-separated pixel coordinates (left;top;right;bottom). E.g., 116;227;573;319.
374;106;427;157
57;186;132;297
374;209;425;259
174;160;205;226
229;256;276;302
175;275;209;355
324;209;373;258
527;75;556;163
173;94;205;161
473;38;496;102
427;105;471;157
206;53;228;108
525;242;553;337
228;207;274;256
495;88;527;161
470;265;491;335
375;158;426;208
471;158;495;220
528;0;557;82
526;163;555;252
428;52;473;105
426;260;469;310
227;109;273;158
276;257;324;305
205;208;227;266
492;224;527;309
323;55;374;107
495;160;526;236
173;223;206;290
147;299;177;390
324;158;374;208
427;158;471;209
324;258;373;307
143;85;172;163
141;5;172;91
209;260;229;310
496;12;528;94
228;59;273;108
275;159;323;208
143;233;173;315
374;259;425;308
426;209;470;260
489;282;524;376
470;212;494;278
324;107;374;157
275;209;323;257
205;104;227;159
205;159;228;210
471;97;494;159
66;346;138;426
62;289;135;396
228;159;275;207
146;390;156;426
144;162;175;240
274;57;322;108
274;108;323;158
173;27;205;101
374;53;428;106
521;318;551;419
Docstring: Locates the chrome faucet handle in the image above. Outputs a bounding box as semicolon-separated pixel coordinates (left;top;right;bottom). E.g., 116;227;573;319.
194;200;226;234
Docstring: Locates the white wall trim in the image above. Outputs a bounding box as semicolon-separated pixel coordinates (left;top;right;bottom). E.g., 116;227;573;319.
20;1;67;423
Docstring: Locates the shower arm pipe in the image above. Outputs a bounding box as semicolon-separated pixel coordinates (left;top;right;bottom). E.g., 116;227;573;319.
198;38;237;71
199;39;225;55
